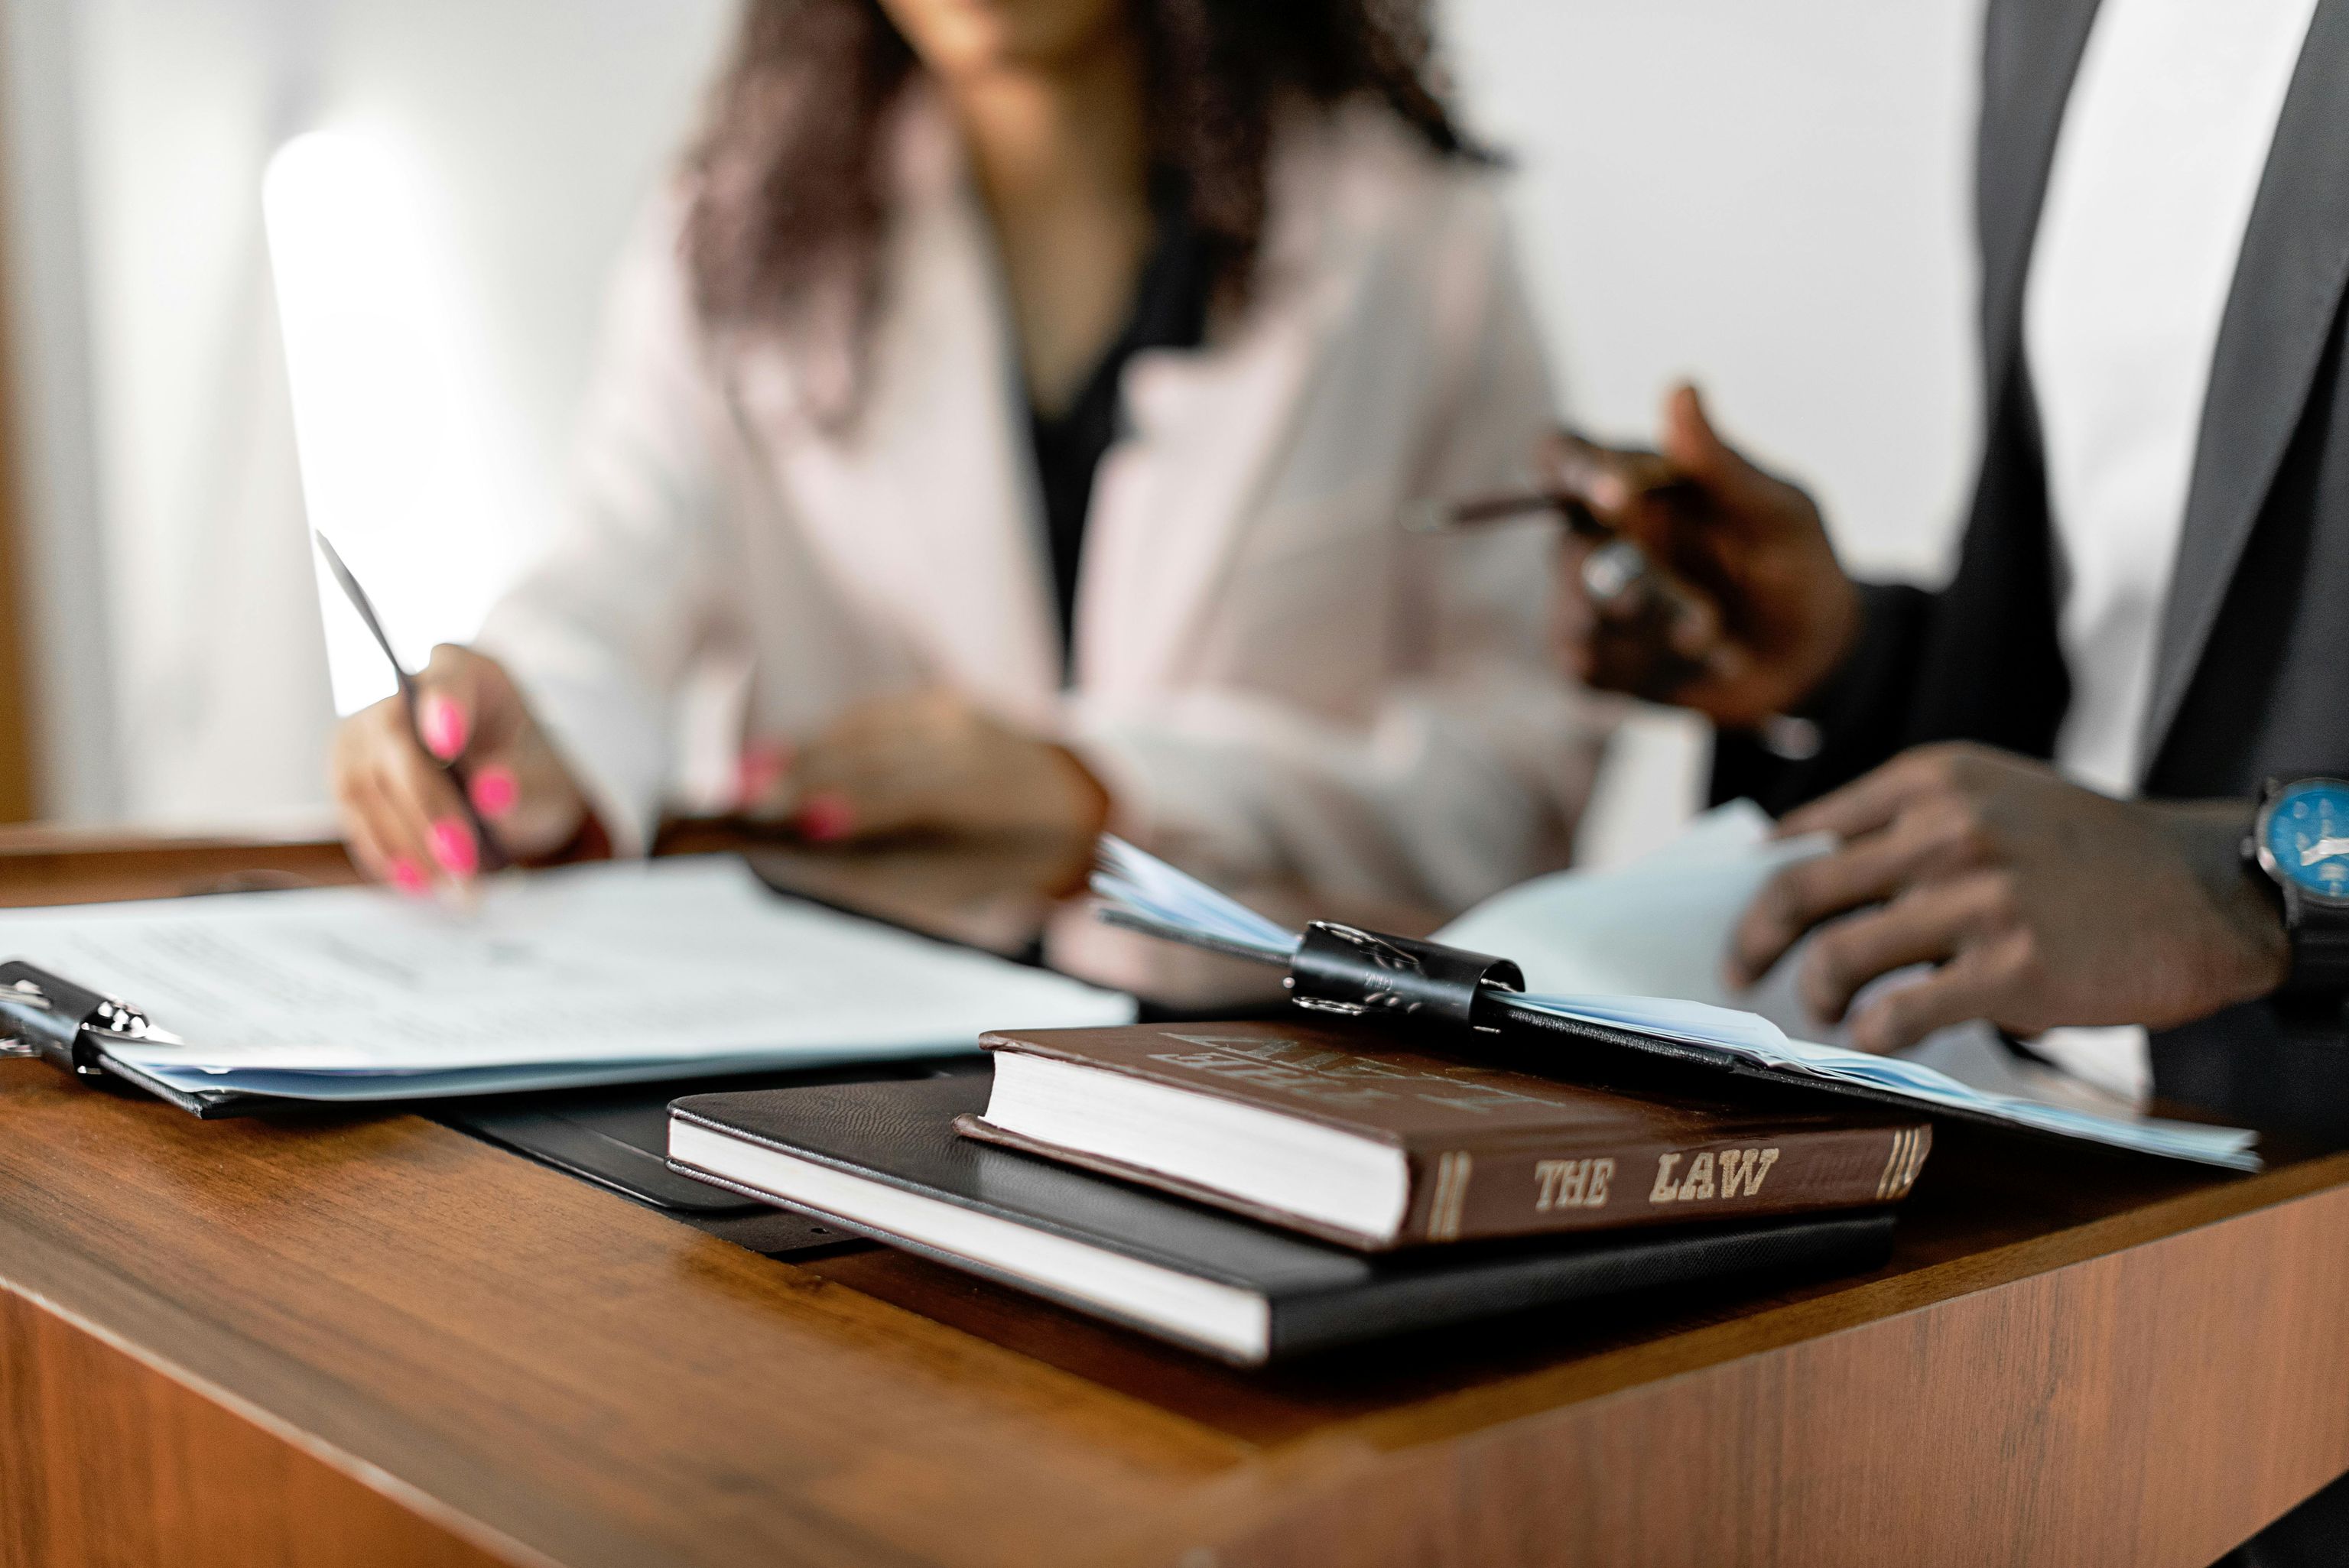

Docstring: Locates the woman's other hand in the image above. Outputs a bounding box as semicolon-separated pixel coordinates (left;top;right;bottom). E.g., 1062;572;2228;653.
331;645;591;890
739;688;1112;885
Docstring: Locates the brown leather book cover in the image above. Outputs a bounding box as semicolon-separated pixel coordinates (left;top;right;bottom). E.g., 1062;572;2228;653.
966;1020;1931;1248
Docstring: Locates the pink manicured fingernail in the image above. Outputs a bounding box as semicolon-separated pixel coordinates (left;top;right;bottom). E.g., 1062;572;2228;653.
419;695;468;761
798;793;853;843
430;818;478;878
390;857;427;895
470;765;518;818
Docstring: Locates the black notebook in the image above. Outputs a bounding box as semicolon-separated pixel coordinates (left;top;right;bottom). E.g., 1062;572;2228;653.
668;1073;1895;1365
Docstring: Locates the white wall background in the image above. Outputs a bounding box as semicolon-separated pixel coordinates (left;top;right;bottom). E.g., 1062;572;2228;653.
2;0;1986;854
1451;0;1986;861
1;0;734;828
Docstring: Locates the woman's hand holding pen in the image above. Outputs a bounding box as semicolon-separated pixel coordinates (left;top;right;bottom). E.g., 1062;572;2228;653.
735;687;1112;891
331;646;590;891
1546;382;1860;730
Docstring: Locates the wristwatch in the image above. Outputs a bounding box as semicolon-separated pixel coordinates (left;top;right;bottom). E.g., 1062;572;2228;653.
2246;778;2349;995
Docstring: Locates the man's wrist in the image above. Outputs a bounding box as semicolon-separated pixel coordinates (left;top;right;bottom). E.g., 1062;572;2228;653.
1781;573;1865;720
2156;799;2292;1001
1776;579;1909;726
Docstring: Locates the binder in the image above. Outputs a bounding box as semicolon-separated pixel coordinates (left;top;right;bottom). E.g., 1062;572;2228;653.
1095;908;2209;1153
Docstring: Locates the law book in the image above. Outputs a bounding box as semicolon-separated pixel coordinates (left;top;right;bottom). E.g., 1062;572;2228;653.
667;1072;1898;1365
957;1021;1931;1250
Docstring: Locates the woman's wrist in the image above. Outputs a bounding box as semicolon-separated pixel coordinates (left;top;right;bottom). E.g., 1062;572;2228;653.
1048;745;1113;834
518;803;610;867
1040;743;1113;893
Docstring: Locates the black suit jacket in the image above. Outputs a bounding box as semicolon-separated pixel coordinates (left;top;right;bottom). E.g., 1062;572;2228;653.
1714;0;2349;1138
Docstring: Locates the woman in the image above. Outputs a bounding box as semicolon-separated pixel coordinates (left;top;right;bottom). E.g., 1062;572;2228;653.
332;0;1605;929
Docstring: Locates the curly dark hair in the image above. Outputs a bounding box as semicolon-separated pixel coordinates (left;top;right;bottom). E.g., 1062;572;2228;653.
682;0;1484;370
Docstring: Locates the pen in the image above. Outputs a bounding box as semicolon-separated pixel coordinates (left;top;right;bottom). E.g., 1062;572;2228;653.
1403;436;1707;534
1404;430;1714;609
1402;470;1704;623
312;531;512;873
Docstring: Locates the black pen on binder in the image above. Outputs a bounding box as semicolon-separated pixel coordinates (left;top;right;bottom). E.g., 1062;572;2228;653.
313;532;512;873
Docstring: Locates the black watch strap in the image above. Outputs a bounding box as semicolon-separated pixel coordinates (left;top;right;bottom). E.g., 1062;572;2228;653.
2286;902;2349;995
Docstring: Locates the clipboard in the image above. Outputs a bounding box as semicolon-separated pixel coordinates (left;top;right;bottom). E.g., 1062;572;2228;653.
0;839;1093;1253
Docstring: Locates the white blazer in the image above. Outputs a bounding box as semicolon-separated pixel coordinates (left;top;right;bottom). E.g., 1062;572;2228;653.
478;93;1610;922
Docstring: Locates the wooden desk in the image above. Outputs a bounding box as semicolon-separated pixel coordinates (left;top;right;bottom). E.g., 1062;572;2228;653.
2;834;2346;1568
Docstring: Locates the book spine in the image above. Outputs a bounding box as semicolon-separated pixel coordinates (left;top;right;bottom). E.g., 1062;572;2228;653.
1400;1123;1931;1244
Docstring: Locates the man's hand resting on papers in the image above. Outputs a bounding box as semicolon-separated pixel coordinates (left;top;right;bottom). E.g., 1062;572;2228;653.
1544;383;1860;729
1727;743;2289;1053
332;646;591;891
734;687;1112;890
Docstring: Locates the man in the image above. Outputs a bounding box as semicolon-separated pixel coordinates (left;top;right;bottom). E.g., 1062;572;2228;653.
1552;4;2348;1557
1558;0;2349;1121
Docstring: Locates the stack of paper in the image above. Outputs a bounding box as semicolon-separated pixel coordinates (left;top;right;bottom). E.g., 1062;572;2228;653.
0;856;1136;1101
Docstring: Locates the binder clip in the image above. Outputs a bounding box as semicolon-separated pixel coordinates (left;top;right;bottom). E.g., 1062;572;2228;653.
1286;923;1525;1034
0;961;160;1076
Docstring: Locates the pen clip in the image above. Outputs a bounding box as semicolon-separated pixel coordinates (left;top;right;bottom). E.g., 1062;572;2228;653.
1285;922;1525;1035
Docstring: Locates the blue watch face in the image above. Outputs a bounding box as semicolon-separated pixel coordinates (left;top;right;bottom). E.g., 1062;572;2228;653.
2266;781;2349;899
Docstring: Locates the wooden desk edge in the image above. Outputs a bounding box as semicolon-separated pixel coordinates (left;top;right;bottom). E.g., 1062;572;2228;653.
7;1087;2341;1568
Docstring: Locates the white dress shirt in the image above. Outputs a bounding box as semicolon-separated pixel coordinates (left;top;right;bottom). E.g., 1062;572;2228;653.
2026;0;2319;799
2019;0;2317;1101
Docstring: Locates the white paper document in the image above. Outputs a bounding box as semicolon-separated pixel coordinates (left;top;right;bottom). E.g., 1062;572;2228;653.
1094;815;2260;1170
0;856;1135;1100
1435;800;1828;1006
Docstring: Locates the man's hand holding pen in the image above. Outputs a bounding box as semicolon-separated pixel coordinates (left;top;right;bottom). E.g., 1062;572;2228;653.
1541;382;1860;730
